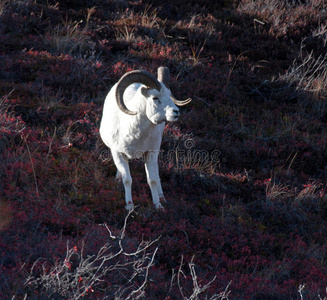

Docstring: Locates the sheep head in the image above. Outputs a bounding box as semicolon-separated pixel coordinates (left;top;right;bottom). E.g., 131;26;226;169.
115;67;192;124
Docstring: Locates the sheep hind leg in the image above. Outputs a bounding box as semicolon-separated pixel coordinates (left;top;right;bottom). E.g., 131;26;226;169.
111;152;134;211
144;152;164;210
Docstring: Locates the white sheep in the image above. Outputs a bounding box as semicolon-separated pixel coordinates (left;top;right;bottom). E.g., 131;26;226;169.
99;67;191;210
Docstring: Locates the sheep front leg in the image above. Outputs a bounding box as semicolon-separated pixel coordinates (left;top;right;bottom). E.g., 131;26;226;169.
144;151;165;209
112;152;134;210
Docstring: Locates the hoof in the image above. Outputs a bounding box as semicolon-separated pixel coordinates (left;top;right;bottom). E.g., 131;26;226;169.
155;202;165;210
125;202;134;211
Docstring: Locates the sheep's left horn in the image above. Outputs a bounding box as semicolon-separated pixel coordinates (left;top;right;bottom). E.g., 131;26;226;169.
171;94;192;106
158;67;191;106
157;66;170;88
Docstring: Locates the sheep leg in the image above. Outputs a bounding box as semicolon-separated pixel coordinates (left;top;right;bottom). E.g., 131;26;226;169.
115;170;122;182
144;151;164;209
112;152;134;211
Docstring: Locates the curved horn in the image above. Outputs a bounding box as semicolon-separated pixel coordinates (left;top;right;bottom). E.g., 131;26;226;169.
116;70;161;115
171;94;192;106
157;66;170;88
157;66;191;106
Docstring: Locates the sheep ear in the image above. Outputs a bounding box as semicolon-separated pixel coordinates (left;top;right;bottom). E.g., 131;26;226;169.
116;70;161;115
141;87;150;97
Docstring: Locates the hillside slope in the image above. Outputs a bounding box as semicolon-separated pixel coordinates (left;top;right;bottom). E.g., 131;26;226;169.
1;0;327;298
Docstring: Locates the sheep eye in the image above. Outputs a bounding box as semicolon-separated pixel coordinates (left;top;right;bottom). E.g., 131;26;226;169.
153;97;161;103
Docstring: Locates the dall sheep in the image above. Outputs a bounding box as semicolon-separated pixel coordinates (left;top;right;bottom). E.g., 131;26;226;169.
100;67;191;210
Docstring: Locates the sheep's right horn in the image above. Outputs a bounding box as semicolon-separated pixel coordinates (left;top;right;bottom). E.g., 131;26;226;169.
171;94;192;106
116;70;161;115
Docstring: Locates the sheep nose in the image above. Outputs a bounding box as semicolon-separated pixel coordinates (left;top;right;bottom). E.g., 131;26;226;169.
173;109;180;115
